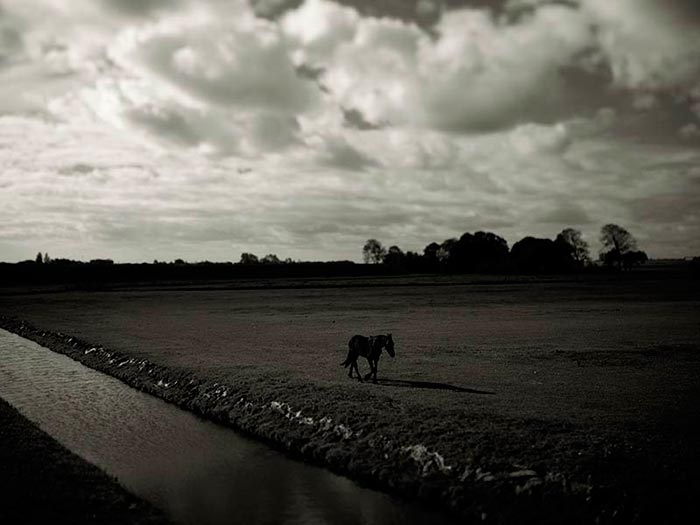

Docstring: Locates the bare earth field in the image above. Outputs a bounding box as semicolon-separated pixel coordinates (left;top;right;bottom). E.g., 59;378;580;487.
1;270;699;522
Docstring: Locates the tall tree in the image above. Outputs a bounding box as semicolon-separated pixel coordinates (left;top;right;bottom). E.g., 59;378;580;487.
599;224;637;269
35;252;43;264
555;228;590;266
511;236;573;273
261;254;281;264
239;253;259;264
423;242;440;260
451;231;509;272
437;238;457;264
383;245;406;269
362;239;386;264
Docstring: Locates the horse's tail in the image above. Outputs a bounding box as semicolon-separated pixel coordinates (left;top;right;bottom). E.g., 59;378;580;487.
343;335;363;367
341;341;356;367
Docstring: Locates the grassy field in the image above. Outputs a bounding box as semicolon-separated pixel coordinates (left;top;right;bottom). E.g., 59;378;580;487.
2;270;699;521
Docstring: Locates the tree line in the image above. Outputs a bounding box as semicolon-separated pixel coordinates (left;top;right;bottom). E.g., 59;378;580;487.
363;224;649;273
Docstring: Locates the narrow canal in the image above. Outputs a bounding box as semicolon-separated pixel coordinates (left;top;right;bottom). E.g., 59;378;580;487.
0;329;453;524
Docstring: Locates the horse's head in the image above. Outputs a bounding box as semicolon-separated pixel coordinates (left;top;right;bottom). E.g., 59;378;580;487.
385;333;395;357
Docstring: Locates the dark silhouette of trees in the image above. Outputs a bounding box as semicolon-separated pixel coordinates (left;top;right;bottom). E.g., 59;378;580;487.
422;242;441;271
240;253;259;264
89;259;114;266
423;242;440;260
362;239;386;264
621;250;648;270
35;252;43;264
555;228;590;267
450;231;510;272
383;245;405;269
599;224;641;270
261;254;281;264
437;238;457;267
511;237;573;273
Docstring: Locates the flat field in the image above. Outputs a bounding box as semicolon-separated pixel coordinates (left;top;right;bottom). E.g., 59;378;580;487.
2;270;699;521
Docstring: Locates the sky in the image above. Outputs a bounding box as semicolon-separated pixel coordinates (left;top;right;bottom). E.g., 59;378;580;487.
0;0;699;263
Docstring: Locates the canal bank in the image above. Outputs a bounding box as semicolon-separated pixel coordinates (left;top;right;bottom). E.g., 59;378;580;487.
0;315;607;523
3;313;689;523
0;397;167;524
0;327;454;524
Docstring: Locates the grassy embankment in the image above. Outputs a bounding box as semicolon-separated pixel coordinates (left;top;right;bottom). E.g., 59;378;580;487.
0;398;167;524
1;271;699;522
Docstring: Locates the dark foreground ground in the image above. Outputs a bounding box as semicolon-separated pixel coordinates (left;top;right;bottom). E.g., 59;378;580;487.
1;270;699;522
0;398;167;524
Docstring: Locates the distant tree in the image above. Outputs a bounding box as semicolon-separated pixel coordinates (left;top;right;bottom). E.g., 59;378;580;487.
362;239;386;264
284;257;294;264
89;259;114;265
450;231;509;272
555;228;590;267
622;250;648;271
422;242;441;271
511;236;572;273
599;224;638;270
261;253;281;264
35;252;43;264
423;242;440;260
173;258;186;265
404;250;423;272
383;245;406;269
43;253;51;264
240;252;259;264
437;238;457;264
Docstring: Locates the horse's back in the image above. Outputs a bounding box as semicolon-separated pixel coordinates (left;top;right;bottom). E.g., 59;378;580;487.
348;334;366;347
348;334;370;355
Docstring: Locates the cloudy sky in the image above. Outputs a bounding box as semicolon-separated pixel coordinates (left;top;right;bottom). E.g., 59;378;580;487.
1;0;699;262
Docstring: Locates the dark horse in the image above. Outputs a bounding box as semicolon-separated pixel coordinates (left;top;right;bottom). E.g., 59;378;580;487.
341;334;395;383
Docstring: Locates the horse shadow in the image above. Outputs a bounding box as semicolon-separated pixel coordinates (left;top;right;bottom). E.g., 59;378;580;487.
375;378;495;395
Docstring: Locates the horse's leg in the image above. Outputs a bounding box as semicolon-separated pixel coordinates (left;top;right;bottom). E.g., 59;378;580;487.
364;357;374;380
348;359;354;378
372;358;379;383
353;360;363;382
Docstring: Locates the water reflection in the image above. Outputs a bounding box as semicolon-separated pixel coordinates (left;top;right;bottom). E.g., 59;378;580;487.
0;330;452;525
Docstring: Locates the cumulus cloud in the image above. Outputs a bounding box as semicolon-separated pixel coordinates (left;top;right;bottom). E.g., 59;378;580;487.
1;0;699;262
581;0;700;91
282;1;598;132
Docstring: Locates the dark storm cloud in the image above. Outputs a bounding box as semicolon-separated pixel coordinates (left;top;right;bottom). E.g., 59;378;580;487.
57;163;97;176
128;107;202;149
538;202;593;225
250;0;305;18
628;193;700;225
139;35;317;113
0;11;22;66
320;138;379;171
342;108;382;130
102;0;184;16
